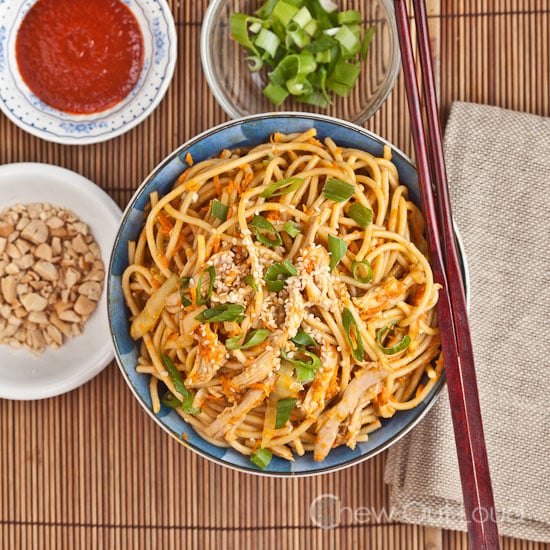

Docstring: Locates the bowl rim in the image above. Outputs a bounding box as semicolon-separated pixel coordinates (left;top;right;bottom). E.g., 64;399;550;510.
108;112;469;477
200;0;401;123
0;0;177;145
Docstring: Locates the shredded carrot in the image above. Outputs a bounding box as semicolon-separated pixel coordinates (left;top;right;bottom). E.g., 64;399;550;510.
185;179;200;192
185;152;194;166
271;132;285;143
156;254;169;269
176;168;191;186
265;211;281;222
157;213;173;236
307;136;323;147
213;175;222;196
211;236;221;254
415;384;425;398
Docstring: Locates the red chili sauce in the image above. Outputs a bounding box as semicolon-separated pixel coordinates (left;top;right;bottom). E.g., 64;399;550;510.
15;0;144;114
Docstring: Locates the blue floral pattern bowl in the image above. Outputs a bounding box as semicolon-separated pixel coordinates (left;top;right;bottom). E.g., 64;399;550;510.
0;0;177;144
108;113;468;476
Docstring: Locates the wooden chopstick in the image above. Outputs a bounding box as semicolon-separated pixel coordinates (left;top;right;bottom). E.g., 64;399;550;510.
392;1;500;548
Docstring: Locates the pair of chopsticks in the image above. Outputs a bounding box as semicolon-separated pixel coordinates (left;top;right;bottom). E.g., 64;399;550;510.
393;1;500;548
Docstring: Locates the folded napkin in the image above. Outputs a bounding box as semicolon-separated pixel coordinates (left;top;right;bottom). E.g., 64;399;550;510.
384;102;550;543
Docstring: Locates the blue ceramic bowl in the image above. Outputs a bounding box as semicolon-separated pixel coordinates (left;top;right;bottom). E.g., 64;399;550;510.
108;113;467;476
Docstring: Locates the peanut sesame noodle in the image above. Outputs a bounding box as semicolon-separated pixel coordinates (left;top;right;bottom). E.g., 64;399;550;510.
122;129;442;464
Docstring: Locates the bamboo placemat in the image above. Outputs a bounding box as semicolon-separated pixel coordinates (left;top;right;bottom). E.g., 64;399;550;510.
1;1;548;548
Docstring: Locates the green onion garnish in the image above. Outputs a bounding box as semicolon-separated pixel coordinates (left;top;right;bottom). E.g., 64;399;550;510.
322;178;355;202
328;234;348;272
290;330;317;347
295;365;316;383
230;0;376;108
376;324;412;355
250;447;273;469
250;214;283;247
342;307;364;361
283;220;301;238
180;276;192;306
264;260;297;291
195;304;246;323
261;177;303;198
351;259;373;284
211;199;229;222
347;203;373;228
195;266;215;306
160;355;201;414
244;274;259;292
160;390;181;409
275;397;297;428
226;328;270;350
280;348;321;371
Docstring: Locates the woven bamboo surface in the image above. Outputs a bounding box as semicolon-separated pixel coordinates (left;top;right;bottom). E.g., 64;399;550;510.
1;1;548;548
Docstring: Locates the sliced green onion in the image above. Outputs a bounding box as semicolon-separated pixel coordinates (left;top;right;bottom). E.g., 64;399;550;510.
244;274;259;292
275;397;297;428
328;234;348;272
160;355;201;414
211;199;229;222
195;304;245;323
272;0;300;26
351;260;373;284
342;307;364;361
287;22;310;48
250;214;283;247
250;447;273;469
179;276;192;307
361;25;376;61
295;365;316;383
322;178;355;202
337;10;361;25
160;390;181;409
196;266;215;306
292;6;312;28
247;55;264;72
283;220;301;238
280;348;321;370
347;202;373;228
265;259;297;291
226;328;270;350
303;18;318;36
334;25;360;55
256;27;280;56
291;329;317;347
229;13;261;56
261;177;303;198
376;324;412;355
263;83;289;105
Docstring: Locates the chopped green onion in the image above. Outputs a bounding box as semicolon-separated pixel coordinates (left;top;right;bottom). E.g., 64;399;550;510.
347;202;373;228
337;10;362;25
351;260;373;284
283;220;301;237
275;397;297;428
195;304;245;323
231;0;376;108
328;234;348;272
261;177;303;198
250;215;283;247
280;348;321;370
291;330;317;347
376;324;412;355
250;447;273;469
256;27;280;57
295;365;316;383
244;274;259;291
361;25;376;61
196;266;215;306
322;178;355;202
226;328;270;350
265;260;297;291
272;0;300;26
160;390;181;409
211;199;229;222
179;276;192;306
342;307;364;361
160;355;201;414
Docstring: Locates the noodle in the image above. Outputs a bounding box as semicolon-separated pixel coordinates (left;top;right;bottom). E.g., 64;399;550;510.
122;129;441;464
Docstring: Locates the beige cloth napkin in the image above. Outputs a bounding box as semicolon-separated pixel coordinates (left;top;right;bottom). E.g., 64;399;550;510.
384;102;550;543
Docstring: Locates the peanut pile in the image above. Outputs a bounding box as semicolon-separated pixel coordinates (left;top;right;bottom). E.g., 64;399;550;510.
0;203;105;353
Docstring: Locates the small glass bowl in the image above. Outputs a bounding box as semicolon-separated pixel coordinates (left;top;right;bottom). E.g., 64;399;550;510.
201;0;400;124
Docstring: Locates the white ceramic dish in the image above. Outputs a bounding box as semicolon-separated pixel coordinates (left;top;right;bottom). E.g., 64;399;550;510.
0;0;177;145
0;163;122;400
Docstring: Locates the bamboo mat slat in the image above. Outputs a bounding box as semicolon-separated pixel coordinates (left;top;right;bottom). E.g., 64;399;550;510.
1;1;549;548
